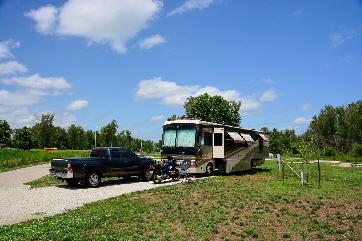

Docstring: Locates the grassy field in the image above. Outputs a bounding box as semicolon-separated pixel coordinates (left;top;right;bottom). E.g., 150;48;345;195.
1;159;361;240
0;150;91;173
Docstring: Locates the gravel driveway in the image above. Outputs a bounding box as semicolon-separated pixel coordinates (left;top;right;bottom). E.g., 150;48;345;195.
0;164;190;226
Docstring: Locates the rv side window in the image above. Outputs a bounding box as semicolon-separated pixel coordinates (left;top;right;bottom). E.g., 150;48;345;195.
214;133;223;146
199;133;211;146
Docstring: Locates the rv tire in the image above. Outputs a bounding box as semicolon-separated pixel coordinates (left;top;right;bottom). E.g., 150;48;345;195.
205;163;213;176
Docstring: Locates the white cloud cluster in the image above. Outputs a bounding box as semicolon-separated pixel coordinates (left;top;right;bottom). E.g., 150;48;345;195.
0;39;82;127
134;77;279;115
65;100;89;111
25;0;164;53
293;117;312;124
300;103;313;110
168;0;215;16
139;34;166;49
149;115;165;121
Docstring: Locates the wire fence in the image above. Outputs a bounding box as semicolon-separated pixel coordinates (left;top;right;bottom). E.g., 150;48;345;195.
275;155;362;188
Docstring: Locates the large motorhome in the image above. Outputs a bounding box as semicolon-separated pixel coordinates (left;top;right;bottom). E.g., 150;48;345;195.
161;116;269;175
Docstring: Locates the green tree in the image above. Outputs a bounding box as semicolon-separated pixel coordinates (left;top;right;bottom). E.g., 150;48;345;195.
31;113;56;148
85;130;95;149
100;120;118;147
52;127;67;149
167;115;181;121
0;120;12;146
117;130;132;148
67;124;85;150
13;127;32;150
184;93;242;126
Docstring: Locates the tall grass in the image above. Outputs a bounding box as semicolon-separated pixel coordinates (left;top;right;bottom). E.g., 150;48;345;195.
0;150;91;173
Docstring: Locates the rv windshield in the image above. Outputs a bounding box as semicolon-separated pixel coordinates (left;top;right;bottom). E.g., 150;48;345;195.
163;129;196;147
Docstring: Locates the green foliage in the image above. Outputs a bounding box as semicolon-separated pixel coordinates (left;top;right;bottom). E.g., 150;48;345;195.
183;93;242;126
67;124;86;150
309;101;362;152
12;127;32;150
1;160;362;240
269;128;299;155
353;143;362;157
31;113;56;149
2;115;159;153
24;174;65;188
0;120;12;145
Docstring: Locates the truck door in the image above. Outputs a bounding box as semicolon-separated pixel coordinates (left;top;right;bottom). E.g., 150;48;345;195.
120;149;139;175
110;149;124;176
213;128;224;158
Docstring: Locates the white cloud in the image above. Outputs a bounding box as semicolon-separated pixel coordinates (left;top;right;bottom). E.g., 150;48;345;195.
293;9;302;16
65;100;89;111
134;77;199;106
58;112;78;128
24;4;59;34
0;89;41;106
0;40;77;128
149;115;165;121
0;39;20;59
329;30;356;47
168;0;215;16
25;0;163;54
2;74;72;90
134;77;278;116
260;88;278;102
293;117;312;124
238;94;263;116
260;78;274;83
194;86;240;101
300;103;313;110
0;61;28;75
139;34;166;49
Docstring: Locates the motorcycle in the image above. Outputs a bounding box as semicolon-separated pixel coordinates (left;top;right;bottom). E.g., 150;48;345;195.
146;157;180;184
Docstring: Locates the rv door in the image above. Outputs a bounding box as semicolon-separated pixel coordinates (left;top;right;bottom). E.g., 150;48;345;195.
213;128;224;158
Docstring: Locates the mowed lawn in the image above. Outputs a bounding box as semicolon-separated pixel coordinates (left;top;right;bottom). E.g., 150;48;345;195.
1;159;361;240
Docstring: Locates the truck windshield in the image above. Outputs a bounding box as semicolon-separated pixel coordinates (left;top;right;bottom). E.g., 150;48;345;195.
163;128;196;147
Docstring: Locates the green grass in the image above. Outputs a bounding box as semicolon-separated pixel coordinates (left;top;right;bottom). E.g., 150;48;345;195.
1;159;362;240
0;150;91;173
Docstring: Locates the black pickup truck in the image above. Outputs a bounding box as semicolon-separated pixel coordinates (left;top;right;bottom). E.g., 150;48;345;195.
49;147;155;188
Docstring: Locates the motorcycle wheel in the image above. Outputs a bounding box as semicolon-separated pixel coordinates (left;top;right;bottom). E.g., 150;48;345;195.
172;170;180;181
153;171;162;184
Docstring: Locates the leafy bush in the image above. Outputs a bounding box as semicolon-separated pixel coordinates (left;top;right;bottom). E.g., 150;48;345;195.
324;146;337;157
353;143;362;157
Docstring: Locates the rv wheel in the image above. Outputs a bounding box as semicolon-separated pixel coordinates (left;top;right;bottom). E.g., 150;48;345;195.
205;163;213;176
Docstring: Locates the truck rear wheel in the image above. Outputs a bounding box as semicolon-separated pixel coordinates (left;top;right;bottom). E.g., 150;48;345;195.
84;171;101;188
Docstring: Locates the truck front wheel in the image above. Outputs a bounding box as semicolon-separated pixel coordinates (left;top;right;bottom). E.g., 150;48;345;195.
84;171;101;188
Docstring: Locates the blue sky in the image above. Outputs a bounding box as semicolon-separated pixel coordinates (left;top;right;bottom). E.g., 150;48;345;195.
0;0;361;142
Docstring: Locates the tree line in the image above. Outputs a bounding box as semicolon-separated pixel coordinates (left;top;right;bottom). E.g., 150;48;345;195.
267;100;362;160
1;94;361;160
0;114;160;153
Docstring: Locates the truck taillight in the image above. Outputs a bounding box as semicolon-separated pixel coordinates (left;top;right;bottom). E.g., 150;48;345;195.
148;166;155;170
190;163;197;168
67;163;74;172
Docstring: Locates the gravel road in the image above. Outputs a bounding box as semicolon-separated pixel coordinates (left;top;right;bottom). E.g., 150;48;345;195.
0;164;190;226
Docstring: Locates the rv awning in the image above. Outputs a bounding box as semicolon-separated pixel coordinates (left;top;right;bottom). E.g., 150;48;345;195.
259;134;269;142
227;132;244;143
240;134;256;144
